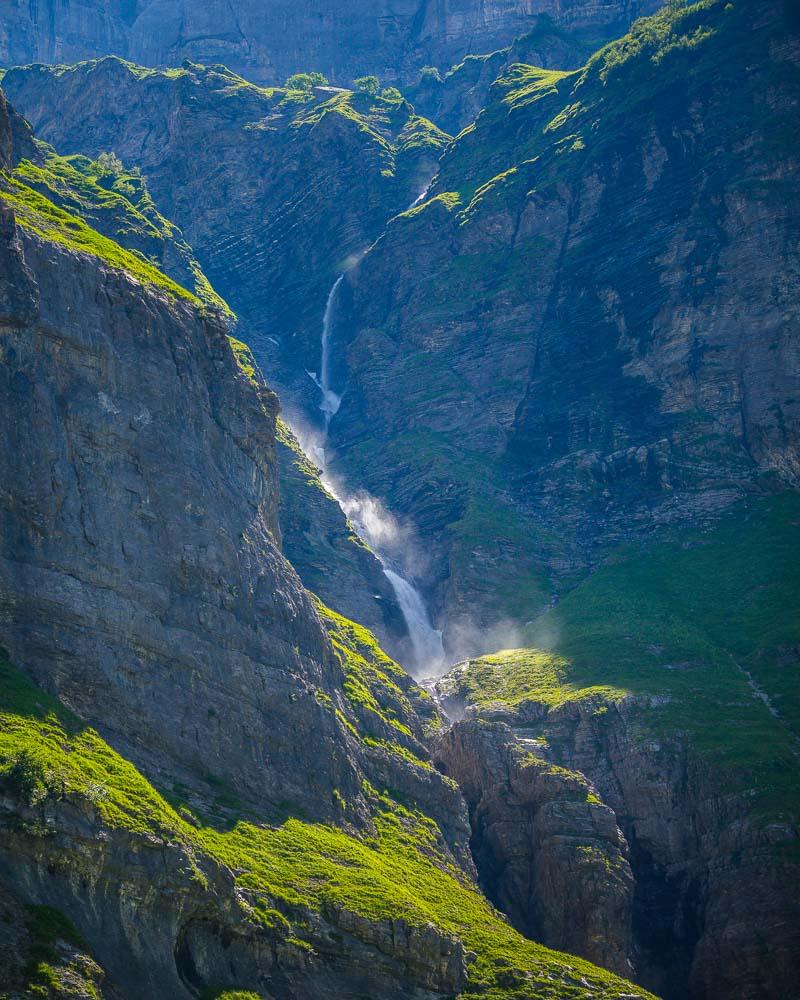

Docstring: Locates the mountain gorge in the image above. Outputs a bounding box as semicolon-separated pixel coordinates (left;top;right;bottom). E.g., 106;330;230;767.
0;85;654;1000
0;1;798;998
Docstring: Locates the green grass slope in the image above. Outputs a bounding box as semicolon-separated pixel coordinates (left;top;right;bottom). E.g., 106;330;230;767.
447;494;800;821
0;637;655;1000
1;147;229;313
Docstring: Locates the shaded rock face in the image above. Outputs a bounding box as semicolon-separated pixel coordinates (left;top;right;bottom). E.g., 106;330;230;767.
0;0;660;87
0;213;361;821
434;717;635;979
324;0;800;644
542;697;800;1000
0;878;123;1000
433;683;800;1000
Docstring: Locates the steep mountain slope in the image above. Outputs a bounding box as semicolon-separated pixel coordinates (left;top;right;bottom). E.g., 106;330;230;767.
326;0;800;643
0;89;410;656
0;87;654;1000
2;56;450;411
406;15;614;135
12;147;230;313
0;0;661;87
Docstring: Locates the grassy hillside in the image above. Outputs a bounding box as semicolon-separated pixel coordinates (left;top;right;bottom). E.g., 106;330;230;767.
0;638;655;1000
1;148;229;312
445;494;800;820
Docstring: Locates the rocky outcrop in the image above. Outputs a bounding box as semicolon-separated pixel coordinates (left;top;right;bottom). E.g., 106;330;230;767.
435;716;635;979
541;695;800;1000
432;655;800;1000
0;0;660;87
15;148;230;313
0;212;358;821
0;103;409;661
0;644;658;1000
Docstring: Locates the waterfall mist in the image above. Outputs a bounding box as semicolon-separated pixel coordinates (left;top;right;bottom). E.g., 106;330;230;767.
293;273;447;676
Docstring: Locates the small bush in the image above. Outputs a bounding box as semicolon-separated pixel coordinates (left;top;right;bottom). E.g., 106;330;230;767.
284;71;328;92
353;75;380;95
1;749;46;802
419;66;442;84
94;151;124;175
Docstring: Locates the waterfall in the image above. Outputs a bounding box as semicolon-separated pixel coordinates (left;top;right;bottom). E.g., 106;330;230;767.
318;471;445;676
383;569;445;674
302;267;446;676
407;179;434;211
336;490;445;676
307;273;344;435
319;274;343;426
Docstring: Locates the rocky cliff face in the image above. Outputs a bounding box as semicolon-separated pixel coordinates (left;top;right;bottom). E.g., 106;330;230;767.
0;76;411;659
0;161;349;824
433;644;800;1000
0;0;660;87
0;84;442;829
434;714;635;979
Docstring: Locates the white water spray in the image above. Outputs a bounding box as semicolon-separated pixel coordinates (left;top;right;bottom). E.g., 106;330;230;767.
383;569;445;673
303;272;446;676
